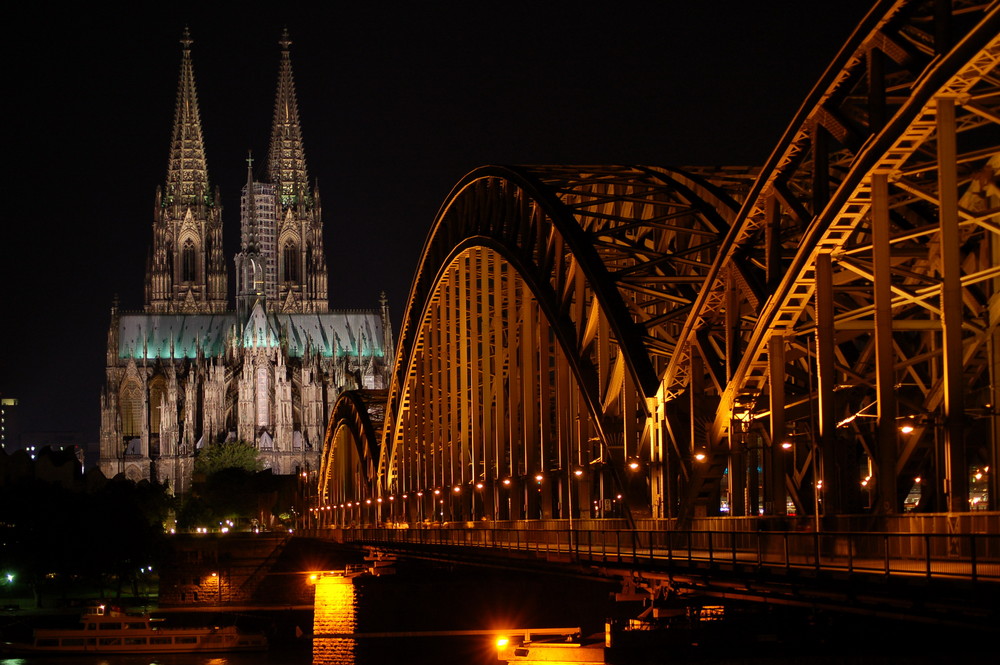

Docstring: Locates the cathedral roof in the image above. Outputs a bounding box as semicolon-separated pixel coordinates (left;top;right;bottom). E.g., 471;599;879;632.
117;310;386;360
119;313;236;359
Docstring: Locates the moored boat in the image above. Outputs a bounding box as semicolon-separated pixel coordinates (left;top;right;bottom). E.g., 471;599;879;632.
2;604;267;654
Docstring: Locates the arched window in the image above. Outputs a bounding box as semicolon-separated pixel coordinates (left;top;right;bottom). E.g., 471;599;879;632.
181;240;196;282
282;241;299;283
148;376;166;435
255;365;271;428
119;377;143;438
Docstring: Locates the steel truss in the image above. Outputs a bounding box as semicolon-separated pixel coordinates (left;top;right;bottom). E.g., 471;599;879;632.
660;0;999;519
318;0;999;524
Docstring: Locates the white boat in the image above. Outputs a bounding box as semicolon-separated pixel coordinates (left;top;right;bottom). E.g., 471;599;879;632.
496;629;605;665
3;604;267;654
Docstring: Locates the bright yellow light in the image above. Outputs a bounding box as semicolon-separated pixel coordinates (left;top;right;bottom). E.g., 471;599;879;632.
628;461;639;470
502;478;511;486
475;482;484;489
573;468;583;477
781;441;793;450
534;474;544;482
900;423;915;434
496;636;509;648
694;453;707;462
434;488;441;495
453;486;461;493
309;574;318;584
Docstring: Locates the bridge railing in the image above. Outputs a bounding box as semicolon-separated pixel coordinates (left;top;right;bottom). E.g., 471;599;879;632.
338;525;999;582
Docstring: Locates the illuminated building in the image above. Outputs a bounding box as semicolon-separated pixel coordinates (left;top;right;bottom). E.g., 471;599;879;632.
0;397;19;451
99;30;392;492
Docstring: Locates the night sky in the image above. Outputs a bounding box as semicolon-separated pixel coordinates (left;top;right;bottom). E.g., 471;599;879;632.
1;2;874;451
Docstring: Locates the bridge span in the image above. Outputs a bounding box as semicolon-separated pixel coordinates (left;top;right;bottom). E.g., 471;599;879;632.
299;519;997;628
302;0;998;625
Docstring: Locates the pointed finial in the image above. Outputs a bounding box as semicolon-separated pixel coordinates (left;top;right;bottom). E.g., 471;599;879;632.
279;27;292;51
180;26;193;50
246;150;254;182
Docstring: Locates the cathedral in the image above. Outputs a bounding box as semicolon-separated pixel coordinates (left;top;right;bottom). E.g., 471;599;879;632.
99;30;392;493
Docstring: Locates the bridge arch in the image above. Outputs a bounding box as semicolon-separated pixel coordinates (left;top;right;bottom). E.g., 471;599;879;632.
658;1;1000;519
315;1;998;527
377;165;740;523
316;390;385;527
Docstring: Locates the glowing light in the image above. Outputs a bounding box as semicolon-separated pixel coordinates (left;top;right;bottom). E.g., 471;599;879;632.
365;499;372;505
534;474;544;482
694;452;707;462
914;477;921;484
628;460;639;471
899;422;915;434
573;468;583;477
453;486;461;493
974;473;983;480
433;488;441;495
377;497;383;503
502;478;511;487
475;482;484;489
781;441;793;450
496;636;509;648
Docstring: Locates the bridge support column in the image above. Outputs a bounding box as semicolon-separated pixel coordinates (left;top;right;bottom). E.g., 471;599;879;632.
768;334;788;516
816;252;846;515
937;96;968;512
872;173;899;514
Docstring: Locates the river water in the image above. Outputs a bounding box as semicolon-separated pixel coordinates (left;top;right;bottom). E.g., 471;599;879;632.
1;561;990;664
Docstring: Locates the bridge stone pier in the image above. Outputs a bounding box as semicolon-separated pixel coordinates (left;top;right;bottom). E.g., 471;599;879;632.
308;0;999;628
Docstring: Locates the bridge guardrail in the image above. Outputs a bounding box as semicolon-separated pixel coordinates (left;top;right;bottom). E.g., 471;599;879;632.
337;526;999;582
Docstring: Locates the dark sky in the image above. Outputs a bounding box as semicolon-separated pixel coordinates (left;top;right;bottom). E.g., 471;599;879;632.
1;1;874;449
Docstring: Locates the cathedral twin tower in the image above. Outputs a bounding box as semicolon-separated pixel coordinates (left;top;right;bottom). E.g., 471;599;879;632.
100;30;392;493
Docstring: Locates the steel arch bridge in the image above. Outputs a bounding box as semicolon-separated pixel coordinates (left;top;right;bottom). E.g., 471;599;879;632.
317;0;999;529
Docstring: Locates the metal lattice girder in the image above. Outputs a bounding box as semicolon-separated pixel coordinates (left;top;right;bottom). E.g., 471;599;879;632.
317;389;385;514
662;0;999;518
376;166;742;520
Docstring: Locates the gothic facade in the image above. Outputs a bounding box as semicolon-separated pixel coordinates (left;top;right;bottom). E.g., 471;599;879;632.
99;30;392;493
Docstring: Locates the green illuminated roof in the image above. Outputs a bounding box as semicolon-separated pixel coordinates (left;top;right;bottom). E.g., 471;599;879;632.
118;309;385;360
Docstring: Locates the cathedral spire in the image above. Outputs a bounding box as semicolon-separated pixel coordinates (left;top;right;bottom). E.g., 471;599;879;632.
267;28;309;202
166;27;210;202
147;28;226;313
242;153;260;253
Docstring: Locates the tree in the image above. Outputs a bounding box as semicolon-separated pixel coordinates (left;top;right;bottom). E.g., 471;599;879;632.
193;440;263;477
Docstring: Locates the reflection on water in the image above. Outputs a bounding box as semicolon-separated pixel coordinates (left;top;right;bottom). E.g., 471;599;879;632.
0;657;285;665
313;575;357;665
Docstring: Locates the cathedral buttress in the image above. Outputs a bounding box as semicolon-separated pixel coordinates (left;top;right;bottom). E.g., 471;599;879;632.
146;28;227;314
